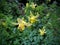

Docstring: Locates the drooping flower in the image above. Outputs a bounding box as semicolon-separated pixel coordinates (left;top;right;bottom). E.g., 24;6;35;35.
28;11;39;23
12;18;32;31
39;27;46;36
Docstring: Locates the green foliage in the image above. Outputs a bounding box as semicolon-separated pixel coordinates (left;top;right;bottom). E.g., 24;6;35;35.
0;0;60;45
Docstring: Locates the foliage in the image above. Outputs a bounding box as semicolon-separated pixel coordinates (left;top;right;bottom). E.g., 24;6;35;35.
0;0;60;45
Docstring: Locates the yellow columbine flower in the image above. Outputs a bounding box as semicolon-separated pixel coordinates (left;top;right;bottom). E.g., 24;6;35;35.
39;27;46;36
30;3;36;9
26;3;29;7
28;11;39;23
17;18;27;31
18;23;25;31
12;18;32;31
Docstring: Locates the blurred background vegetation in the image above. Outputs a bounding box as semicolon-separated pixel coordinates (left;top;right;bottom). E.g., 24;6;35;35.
0;0;60;45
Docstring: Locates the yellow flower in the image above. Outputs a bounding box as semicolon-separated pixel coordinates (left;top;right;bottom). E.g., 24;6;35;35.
28;11;39;23
17;18;27;31
18;23;25;31
30;3;36;9
26;3;29;7
39;27;46;36
12;18;32;31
